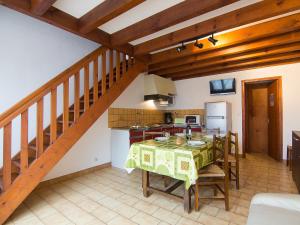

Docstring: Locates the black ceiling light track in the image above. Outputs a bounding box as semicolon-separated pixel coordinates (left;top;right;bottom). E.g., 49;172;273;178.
176;33;218;52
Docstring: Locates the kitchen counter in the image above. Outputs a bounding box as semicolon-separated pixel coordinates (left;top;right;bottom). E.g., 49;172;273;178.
111;123;202;130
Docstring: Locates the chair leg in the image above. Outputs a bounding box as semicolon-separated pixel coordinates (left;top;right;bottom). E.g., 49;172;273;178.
236;161;240;190
228;163;232;180
194;183;200;211
224;177;230;211
236;167;240;190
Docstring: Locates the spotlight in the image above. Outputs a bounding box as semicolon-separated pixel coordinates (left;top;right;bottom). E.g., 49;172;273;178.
176;42;186;52
194;39;203;49
208;33;218;46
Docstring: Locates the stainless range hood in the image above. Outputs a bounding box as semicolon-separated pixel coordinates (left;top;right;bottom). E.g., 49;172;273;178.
144;74;176;105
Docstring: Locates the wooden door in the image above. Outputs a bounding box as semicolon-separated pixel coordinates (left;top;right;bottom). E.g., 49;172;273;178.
247;84;269;153
268;80;281;160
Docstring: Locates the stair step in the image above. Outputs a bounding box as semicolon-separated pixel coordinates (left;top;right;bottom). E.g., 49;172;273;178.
44;131;63;139
28;144;49;153
69;108;84;113
57;120;74;125
14;148;36;161
12;157;35;170
80;99;93;104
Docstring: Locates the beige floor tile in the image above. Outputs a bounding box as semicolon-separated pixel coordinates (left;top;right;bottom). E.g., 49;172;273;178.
97;196;122;210
198;213;229;225
107;215;137;225
5;153;297;225
152;208;181;224
91;205;118;223
77;198;101;213
14;216;44;225
152;196;180;211
39;212;73;225
118;193;140;206
113;202;139;218
133;200;159;214
131;212;160;225
200;205;220;217
177;217;204;225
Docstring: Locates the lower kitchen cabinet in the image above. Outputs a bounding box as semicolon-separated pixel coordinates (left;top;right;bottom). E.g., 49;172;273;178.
111;128;130;170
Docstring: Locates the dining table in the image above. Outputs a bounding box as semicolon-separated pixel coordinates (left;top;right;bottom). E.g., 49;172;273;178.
125;135;213;212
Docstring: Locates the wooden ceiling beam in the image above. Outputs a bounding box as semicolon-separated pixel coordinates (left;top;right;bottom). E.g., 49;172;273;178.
150;31;300;72
0;0;134;55
165;51;300;79
79;0;145;34
134;0;300;55
30;0;56;15
155;42;300;76
172;57;300;80
111;0;237;46
149;13;300;66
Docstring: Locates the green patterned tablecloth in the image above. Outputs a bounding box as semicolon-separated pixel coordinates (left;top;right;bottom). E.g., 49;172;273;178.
125;137;213;189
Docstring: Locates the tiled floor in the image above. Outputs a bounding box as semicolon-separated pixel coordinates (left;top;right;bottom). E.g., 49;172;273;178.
5;153;298;225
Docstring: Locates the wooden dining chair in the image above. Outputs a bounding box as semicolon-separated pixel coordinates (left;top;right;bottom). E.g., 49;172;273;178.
194;134;230;211
217;131;240;189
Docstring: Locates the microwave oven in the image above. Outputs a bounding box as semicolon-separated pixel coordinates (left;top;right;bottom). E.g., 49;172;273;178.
184;115;201;125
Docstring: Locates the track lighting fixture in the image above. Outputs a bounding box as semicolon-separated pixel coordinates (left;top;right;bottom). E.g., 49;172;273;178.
208;33;218;46
176;42;186;52
194;39;203;49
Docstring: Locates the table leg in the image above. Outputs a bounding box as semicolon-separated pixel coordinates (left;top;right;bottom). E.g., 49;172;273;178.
183;186;191;213
142;170;150;197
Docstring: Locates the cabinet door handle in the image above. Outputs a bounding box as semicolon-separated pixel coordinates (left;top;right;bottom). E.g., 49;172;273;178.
293;137;300;141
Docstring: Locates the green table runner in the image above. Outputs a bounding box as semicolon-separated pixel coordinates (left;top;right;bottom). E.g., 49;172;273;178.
125;137;213;189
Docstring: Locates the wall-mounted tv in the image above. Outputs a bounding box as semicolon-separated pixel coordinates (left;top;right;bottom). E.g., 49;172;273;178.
210;78;236;95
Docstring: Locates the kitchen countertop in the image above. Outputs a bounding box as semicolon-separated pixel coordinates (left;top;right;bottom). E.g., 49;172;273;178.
111;123;202;130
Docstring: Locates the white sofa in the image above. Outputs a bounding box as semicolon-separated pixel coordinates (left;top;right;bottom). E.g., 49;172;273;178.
247;193;300;225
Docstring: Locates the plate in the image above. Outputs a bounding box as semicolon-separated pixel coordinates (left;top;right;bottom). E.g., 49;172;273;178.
187;140;205;146
155;137;169;142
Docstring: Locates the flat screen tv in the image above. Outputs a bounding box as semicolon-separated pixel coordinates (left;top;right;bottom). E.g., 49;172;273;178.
210;78;236;95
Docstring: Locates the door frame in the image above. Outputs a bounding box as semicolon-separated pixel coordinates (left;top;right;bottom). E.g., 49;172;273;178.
241;76;283;160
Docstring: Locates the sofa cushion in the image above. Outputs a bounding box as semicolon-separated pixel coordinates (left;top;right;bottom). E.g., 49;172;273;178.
251;193;300;212
247;204;300;225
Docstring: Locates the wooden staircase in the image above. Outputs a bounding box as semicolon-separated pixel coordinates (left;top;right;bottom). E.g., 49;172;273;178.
0;46;146;224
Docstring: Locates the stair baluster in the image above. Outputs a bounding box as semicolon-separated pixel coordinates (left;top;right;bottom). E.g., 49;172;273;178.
0;46;143;224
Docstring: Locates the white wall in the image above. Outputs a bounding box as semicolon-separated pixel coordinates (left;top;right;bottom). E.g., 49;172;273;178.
0;6;153;180
45;73;152;180
0;5;99;166
169;63;300;159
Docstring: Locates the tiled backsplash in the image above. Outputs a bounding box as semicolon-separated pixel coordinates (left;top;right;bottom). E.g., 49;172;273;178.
108;108;205;128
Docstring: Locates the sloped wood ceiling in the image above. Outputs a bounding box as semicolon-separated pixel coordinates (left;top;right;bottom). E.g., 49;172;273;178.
2;0;300;79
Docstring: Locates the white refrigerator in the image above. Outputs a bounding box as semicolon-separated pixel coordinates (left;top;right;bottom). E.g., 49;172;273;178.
205;101;232;133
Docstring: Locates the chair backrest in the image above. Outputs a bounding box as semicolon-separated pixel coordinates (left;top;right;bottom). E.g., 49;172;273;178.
228;131;239;159
142;131;165;141
213;134;229;174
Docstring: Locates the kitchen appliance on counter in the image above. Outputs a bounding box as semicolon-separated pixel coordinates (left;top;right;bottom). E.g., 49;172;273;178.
184;115;201;125
164;112;173;124
205;101;232;133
